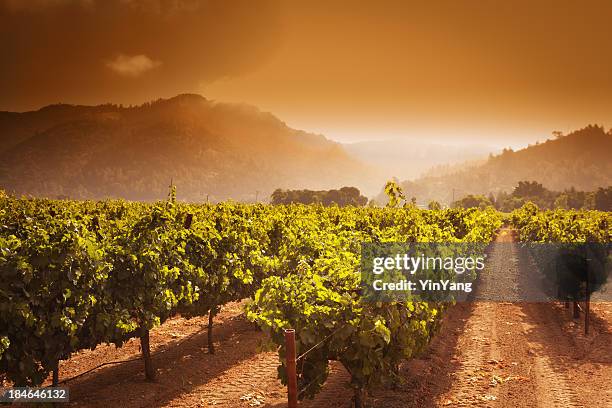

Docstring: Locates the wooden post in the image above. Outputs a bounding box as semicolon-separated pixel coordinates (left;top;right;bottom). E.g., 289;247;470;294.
52;363;59;387
585;275;590;335
52;362;60;408
354;387;364;408
573;301;580;319
284;329;298;408
208;308;215;354
140;328;155;381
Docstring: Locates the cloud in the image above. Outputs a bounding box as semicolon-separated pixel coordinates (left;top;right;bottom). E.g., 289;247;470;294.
106;54;162;77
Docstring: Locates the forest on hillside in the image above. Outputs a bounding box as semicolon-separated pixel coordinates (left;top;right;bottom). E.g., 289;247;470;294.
0;95;370;202
451;182;612;212
385;125;612;205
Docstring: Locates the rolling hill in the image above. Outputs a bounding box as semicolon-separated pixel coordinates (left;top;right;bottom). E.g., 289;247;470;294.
386;125;612;205
0;94;374;202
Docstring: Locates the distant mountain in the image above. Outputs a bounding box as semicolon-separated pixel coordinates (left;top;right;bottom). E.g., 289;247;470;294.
382;125;612;205
0;94;374;202
343;139;496;180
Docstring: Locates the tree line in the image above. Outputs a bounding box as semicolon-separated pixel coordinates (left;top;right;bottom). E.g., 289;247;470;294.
451;182;611;211
271;186;368;206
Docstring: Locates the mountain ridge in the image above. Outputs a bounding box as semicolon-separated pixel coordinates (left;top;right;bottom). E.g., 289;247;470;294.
0;94;375;202
387;125;612;205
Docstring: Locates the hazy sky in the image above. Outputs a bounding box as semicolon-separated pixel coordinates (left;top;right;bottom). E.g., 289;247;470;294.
2;0;612;146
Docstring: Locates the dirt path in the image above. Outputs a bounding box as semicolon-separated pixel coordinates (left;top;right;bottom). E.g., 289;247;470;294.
425;229;611;408
52;229;611;407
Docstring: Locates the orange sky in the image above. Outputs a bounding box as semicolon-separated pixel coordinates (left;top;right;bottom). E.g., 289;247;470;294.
2;0;612;145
